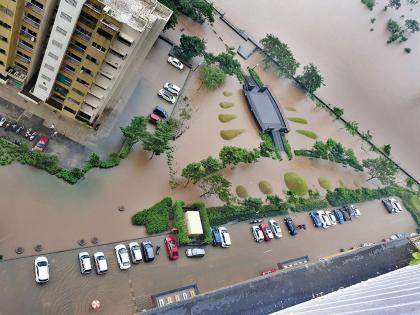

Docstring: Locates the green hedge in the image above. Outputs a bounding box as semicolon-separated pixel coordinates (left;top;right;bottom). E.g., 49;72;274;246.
173;200;192;245
281;133;293;160
195;201;213;245
289;197;328;212
326;186;397;206
248;67;264;88
260;132;282;160
132;197;173;234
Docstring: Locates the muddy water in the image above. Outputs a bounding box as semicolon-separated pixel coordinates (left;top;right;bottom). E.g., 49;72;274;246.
213;0;420;179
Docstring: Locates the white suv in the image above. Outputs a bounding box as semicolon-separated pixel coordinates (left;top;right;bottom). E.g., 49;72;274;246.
164;82;181;96
268;219;282;238
34;256;49;284
219;227;231;248
326;211;337;226
78;252;92;274
115;244;131;270
251;225;264;243
129;242;142;264
317;210;329;228
167;56;184;70
94;252;108;274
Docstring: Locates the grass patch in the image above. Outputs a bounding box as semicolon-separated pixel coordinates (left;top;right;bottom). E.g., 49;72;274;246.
296;129;318;139
288;117;308;124
236;185;249;198
284;172;309;196
219;101;234;109
218;114;237;123
318;176;332;190
285;106;297;112
223;91;233;96
220;129;244;140
258;181;273;195
339;179;347;188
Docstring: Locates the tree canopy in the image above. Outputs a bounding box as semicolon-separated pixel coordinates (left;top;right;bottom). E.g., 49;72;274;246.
142;119;176;159
297;63;325;94
158;0;179;31
120;116;148;147
174;35;206;61
362;157;399;185
405;19;420;33
204;48;243;81
179;0;215;23
200;65;226;90
219;146;260;167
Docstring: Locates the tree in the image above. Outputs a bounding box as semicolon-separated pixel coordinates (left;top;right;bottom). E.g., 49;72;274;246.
200;65;226;90
141;119;175;159
120;116;147;147
405;19;420;33
240;197;263;214
174;35;206;61
383;144;392;156
405;177;416;188
260;34;300;79
198;174;234;203
361;0;376;10
344;121;359;136
386;19;407;43
204;48;242;81
158;0;179;31
266;194;285;208
219;146;260;167
179;0;215;24
297;63;325;94
88;153;100;167
181;156;224;185
384;0;401;10
200;156;224;175
332;106;344;119
362;157;399;185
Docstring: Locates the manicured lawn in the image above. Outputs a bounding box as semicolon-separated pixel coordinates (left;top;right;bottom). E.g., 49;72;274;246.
236;185;249;198
258;181;273;194
284;172;309;196
288;117;308;124
218;114;237;123
285;106;297;112
223;91;233;96
220;129;244;140
219;102;234;109
296;129;318;139
318;176;332;190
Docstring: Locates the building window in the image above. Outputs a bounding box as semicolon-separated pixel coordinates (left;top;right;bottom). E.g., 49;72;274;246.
110;48;126;59
67;97;80;105
38;84;48;91
0;35;8;43
92;42;106;53
65;64;76;73
76;78;89;86
41;74;51;82
0;60;4;66
45;63;55;71
64;106;77;114
56;26;67;36
60;11;72;23
65;0;77;7
0;48;5;55
48;52;59;60
117;36;132;47
97;28;113;41
52;40;63;49
0;20;11;30
72;87;84;96
86;55;99;65
81;67;93;77
0;4;13;17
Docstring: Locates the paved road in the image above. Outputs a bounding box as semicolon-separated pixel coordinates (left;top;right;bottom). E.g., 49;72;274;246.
0;199;416;315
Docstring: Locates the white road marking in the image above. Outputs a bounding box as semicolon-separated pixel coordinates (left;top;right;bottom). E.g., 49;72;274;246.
264;249;273;254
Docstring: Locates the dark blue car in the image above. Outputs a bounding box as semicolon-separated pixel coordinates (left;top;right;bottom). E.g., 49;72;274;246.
211;226;222;246
153;106;168;119
309;211;322;228
333;209;345;224
284;217;298;236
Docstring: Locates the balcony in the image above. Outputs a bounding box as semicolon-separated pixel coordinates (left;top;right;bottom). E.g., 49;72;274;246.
101;19;119;32
79;15;97;29
20;29;37;42
23;16;40;29
18;41;33;52
62;66;75;76
8;66;28;82
16;54;31;64
75;28;91;41
84;2;102;14
69;42;85;53
65;54;81;65
25;2;44;14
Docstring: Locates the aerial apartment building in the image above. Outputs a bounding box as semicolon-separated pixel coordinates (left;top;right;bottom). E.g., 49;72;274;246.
0;0;171;126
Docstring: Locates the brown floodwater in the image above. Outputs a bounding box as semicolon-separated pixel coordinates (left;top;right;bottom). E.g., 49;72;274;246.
212;0;420;179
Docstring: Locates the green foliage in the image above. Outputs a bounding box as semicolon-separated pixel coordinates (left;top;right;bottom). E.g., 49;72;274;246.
220;129;244;140
259;181;273;194
409;252;420;266
248;67;264;88
286;189;329;212
158;0;179;31
383;144;392;156
118;142;131;159
201;65;226;90
386;19;407;43
142;119;176;159
296;129;318;139
174;35;206;61
294;138;364;171
88;153;100;167
385;0;401;10
198;174;235;204
205;48;243;82
318;176;332;190
218;114;237;123
363;157;399;185
344;121;360;136
219;146;260;167
236;185;249;198
182;156;224;184
173;200;192;245
361;0;376;10
132;197;173;234
179;0;215;23
120;116;147;147
260;34;300;79
288;117;307;124
332;106;344;119
326;186;398;206
195;201;213;245
281;133;293;160
406;177;416;188
284;172;309;196
405;19;420;33
97;153;120;168
259;132;282;160
297;63;325;94
219;101;234;109
285;106;297;112
404;47;412;53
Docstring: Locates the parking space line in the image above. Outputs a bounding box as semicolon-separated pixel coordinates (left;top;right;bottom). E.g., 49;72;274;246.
264;249;273;254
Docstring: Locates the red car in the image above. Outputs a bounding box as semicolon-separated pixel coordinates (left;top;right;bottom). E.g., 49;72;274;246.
164;236;179;260
149;113;161;124
32;135;49;152
260;268;279;276
259;223;274;241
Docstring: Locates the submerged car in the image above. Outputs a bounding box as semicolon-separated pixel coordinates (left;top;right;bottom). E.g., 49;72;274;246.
32;135;49;152
326;210;337;226
382;199;397;213
185;248;205;258
158;88;176;104
129;242;142;264
149;113;161;124
93;252;108;274
167;56;184;70
309;211;323;228
260;268;279;276
211;226;222;246
251;225;265;243
333;209;345;224
259;223;274;241
141;241;155;262
164;82;181;96
115;244;131;270
153;106;168;119
34;256;49;284
284;217;298;236
78;252;92;274
219;226;231;248
268;219;282;238
165;235;179;260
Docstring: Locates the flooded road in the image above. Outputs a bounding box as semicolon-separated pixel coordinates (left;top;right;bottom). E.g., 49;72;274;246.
213;0;420;179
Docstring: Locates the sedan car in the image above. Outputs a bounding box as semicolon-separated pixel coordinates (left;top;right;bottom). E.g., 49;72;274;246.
390;198;403;212
268;219;282;238
158;88;176;104
164;82;181;96
165;235;179;260
382;199;397;213
167;56;184;70
78;252;92;274
340;207;352;221
309;211;323;228
34;256;49;284
129;242;142;264
317;210;329;228
185;248;205;258
32;135;49;152
251;225;265;243
153;106;168;119
219;226;231;248
333;209;345;224
259;223;274;241
284;217;298;236
0;117;6;127
211;226;222;246
115;244;131;270
94;252;108;274
260;268;279;276
326;211;337;226
141;241;155;262
149;113;161;124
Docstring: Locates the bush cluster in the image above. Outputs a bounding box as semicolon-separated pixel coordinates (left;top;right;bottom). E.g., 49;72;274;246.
287;190;329;212
281;133;293;160
248;67;264;88
259;132;282;160
326;186;396;206
132;197;173;234
195;201;213;245
173;200;192;245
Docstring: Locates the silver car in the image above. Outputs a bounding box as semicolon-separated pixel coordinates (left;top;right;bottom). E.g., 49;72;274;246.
158;89;176;104
164;83;181;96
167;56;184;70
185;248;205;257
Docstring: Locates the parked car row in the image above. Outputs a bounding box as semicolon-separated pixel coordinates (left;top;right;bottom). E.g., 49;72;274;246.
149;106;169;124
382;198;403;214
310;205;361;229
211;226;231;247
158;82;180;104
251;219;283;242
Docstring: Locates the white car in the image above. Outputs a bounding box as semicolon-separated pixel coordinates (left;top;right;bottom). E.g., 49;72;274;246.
390;198;403;212
78;252;92;274
185;248;206;257
219;227;231;248
129;242;142;264
34;256;49;284
164;82;181;96
158;88;176;104
167;56;184;70
93;252;108;274
268;219;282;238
317;210;329;228
115;244;131;270
0;117;6;127
251;225;264;243
326;211;337;226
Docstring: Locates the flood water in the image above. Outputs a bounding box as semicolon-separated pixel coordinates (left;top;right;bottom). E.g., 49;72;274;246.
213;0;420;179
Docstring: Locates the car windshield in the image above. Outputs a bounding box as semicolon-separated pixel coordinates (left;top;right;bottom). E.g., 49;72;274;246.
119;248;128;254
38;261;47;267
97;256;104;261
173;251;179;256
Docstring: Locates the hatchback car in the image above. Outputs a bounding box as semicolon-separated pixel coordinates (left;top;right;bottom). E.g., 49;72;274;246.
93;252;108;274
164;82;181;96
129;242;142;264
167;56;184;70
153;106;168;119
251;225;265;243
78;252;92;274
158;89;176;104
0;117;6;127
219;226;231;248
34;256;49;284
333;209;345;224
115;244;131;270
382;199;397;213
185;248;205;258
341;206;353;221
309;211;323;228
32;135;49;152
268;219;282;238
284;217;298;236
149;113;161;124
141;241;155;262
165;236;179;260
211;226;222;246
259;223;274;241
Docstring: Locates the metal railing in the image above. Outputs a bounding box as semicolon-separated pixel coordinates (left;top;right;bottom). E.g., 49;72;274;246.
23;16;40;28
20;29;37;42
101;19;119;32
62;66;75;76
84;2;102;14
18;41;33;52
78;15;96;29
16;54;31;64
69;42;85;53
75;28;91;41
65;54;81;65
25;2;44;14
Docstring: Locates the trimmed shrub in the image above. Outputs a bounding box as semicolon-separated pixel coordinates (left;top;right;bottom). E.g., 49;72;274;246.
119;142;131;159
218;114;237;123
318;177;332;190
281;133;293;160
284;172;309;196
248;67;264;88
195;201;212;245
260;132;282;160
132;197;173;234
219;101;234;109
296;129;318;139
173;200;192;245
223;91;232;96
258;181;273;194
326;187;396;206
288;117;307;124
220;129;244;140
236;185;249;198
